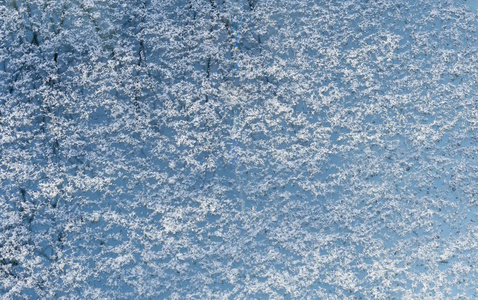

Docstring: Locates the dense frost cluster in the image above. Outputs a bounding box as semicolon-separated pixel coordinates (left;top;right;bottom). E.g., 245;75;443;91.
2;0;478;298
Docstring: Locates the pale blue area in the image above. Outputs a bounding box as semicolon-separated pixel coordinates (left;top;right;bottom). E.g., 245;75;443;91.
2;0;478;299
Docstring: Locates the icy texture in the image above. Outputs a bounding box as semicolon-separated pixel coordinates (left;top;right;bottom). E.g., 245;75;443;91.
2;0;478;299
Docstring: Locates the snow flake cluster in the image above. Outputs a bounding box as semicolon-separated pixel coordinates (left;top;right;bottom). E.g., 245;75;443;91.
2;0;478;298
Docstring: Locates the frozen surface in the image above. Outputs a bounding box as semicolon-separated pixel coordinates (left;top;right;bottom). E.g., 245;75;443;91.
2;0;478;299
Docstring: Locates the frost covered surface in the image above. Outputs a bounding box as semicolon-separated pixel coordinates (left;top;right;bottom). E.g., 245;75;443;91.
2;0;478;298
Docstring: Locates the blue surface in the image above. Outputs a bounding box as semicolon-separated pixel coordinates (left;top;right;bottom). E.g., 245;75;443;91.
2;0;478;299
